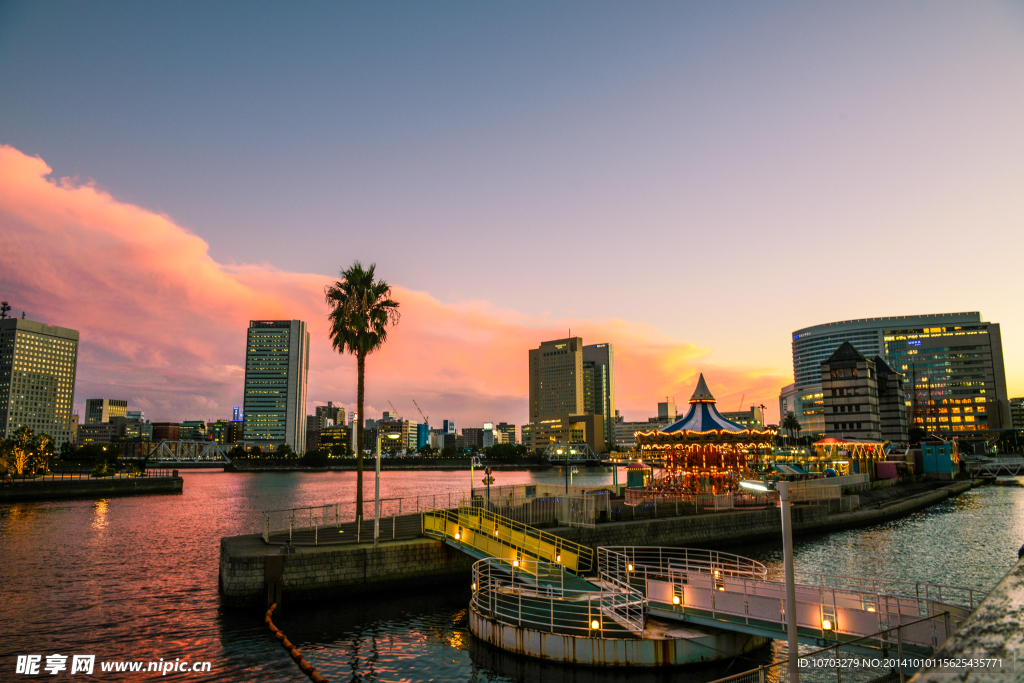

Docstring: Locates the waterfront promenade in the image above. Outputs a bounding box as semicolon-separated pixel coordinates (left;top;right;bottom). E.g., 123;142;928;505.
220;479;974;607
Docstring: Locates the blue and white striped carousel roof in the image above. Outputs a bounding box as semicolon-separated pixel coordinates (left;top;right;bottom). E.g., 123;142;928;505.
660;374;747;433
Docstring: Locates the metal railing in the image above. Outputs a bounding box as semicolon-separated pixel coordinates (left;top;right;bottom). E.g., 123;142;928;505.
261;483;619;540
599;547;769;583
708;613;959;683
2;469;177;484
623;489;778;508
423;506;594;574
471;557;645;639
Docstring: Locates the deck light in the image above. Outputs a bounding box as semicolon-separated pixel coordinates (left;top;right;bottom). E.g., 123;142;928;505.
494;528;499;536
822;618;833;631
471;582;476;591
672;595;681;605
513;559;520;568
556;554;561;562
627;564;634;572
740;480;768;491
455;528;461;540
867;607;875;612
591;620;600;630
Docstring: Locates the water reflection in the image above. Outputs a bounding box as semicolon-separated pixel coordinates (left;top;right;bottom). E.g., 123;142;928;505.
3;471;1021;683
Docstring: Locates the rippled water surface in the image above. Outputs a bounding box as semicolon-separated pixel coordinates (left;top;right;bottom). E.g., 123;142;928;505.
2;471;1021;682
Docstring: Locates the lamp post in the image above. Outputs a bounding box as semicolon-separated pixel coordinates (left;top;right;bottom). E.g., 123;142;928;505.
557;449;566;493
374;431;401;547
777;480;800;683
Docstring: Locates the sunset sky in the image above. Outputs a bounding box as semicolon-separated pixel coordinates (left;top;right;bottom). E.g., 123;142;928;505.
1;2;1023;428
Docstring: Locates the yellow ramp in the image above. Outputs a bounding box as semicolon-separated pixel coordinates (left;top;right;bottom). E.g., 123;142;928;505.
424;506;593;575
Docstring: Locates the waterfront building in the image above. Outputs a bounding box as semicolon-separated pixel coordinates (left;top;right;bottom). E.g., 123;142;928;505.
319;425;351;452
179;420;207;441
1011;398;1024;429
242;320;310;453
720;406;765;430
77;422;118;446
112;414;152;441
379;417;416;452
788;312;1010;435
84;398;127;425
778;384;826;438
582;343;616;446
496;422;516;445
462;427;483;449
151;422;180;441
523;413;605;454
212;419;243;445
819;342;908;445
636;375;774;494
0;318;79;447
416;423;429;450
313;402;345;430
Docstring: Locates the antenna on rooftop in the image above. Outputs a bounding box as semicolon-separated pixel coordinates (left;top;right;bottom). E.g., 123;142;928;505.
0;300;9;319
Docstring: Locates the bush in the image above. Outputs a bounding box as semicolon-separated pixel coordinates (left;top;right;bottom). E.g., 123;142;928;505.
301;450;329;467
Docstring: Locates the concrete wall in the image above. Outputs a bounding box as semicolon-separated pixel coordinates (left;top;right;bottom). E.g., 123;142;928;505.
220;535;475;607
0;476;183;502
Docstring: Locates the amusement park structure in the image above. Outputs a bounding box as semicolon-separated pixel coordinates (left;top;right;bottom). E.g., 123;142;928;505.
635;374;775;496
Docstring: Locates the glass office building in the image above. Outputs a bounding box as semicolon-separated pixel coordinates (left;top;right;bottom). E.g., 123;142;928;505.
787;313;1009;435
242;320;309;452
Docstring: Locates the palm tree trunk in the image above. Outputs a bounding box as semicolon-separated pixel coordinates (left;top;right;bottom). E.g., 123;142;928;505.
356;352;366;525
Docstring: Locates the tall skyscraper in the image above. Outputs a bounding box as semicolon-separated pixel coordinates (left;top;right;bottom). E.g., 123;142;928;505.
583;343;615;446
84;398;128;425
528;337;584;423
243;320;309;453
0;318;79;447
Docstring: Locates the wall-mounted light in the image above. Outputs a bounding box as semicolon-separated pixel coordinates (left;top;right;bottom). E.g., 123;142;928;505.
822;618;833;631
471;582;476;591
590;620;600;630
672;595;681;605
627;564;634;572
513;559;520;568
867;607;875;612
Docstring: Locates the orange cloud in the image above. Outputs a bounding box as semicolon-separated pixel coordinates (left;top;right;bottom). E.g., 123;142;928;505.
0;144;789;428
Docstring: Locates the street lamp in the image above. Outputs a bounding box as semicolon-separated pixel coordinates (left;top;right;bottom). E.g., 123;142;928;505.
470;456;481;499
776;480;799;683
374;432;402;547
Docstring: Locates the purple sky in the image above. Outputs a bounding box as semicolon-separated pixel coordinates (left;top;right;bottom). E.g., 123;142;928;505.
1;2;1022;425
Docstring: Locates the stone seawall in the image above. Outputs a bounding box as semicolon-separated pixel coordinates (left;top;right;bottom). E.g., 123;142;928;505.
0;476;183;502
219;481;973;608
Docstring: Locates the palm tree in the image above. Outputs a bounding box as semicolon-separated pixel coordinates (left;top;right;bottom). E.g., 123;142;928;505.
325;261;400;525
782;412;801;448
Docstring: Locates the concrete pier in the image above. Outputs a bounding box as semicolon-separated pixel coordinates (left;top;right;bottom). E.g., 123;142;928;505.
910;556;1024;683
0;474;183;502
219;480;973;607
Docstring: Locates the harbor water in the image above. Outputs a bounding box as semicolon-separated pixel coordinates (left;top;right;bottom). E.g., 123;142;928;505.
1;468;1021;682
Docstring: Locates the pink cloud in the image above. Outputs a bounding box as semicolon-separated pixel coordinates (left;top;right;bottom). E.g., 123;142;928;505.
0;144;789;428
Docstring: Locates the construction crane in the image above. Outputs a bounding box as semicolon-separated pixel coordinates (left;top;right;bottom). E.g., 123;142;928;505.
412;399;429;428
387;400;402;420
737;393;745;411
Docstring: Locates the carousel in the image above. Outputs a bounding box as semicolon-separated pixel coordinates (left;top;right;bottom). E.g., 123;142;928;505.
635;374;776;496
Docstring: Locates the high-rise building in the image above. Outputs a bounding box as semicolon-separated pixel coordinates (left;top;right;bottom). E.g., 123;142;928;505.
0;318;79;447
1011;398;1024;430
84;398;128;425
529;337;584;423
242;320;310;452
496;422;516;445
441;420;456;435
232;406;243;421
313;402;345;430
720;406;765;430
582;343;616;446
788;313;1010;435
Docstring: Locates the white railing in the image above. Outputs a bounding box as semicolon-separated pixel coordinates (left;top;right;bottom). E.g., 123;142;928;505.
471;557;645;638
624;489;776;508
459;491;611;528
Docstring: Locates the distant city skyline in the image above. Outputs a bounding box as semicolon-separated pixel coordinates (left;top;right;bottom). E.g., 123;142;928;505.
1;3;1022;426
